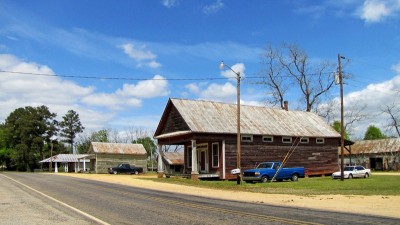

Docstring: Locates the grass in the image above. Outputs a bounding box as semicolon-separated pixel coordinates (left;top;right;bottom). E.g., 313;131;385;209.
142;175;400;196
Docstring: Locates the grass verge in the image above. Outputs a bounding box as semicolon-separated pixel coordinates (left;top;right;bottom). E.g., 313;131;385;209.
141;175;400;196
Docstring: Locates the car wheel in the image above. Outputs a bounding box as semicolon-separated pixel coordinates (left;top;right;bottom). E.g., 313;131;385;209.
134;171;139;175
113;171;118;175
348;174;353;179
261;176;269;183
291;174;299;182
364;173;369;178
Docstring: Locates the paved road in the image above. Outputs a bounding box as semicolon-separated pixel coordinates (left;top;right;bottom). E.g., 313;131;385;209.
1;172;399;225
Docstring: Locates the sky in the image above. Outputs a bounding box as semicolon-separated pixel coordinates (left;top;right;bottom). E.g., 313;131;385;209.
0;0;399;140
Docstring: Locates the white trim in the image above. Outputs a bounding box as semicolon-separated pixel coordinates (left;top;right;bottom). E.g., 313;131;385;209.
262;136;274;142
212;142;219;168
222;140;226;179
282;136;292;143
300;137;309;144
316;138;325;144
241;135;253;142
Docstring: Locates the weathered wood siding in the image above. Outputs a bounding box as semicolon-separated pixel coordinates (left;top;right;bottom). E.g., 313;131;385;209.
93;154;147;174
161;106;190;135
181;134;339;179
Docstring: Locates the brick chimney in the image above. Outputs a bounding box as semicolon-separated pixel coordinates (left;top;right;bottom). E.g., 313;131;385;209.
283;101;289;111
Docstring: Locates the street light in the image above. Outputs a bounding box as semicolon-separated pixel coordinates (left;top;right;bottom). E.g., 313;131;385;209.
220;61;242;185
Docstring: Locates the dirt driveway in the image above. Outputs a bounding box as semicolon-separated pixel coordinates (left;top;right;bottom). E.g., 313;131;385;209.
58;173;400;219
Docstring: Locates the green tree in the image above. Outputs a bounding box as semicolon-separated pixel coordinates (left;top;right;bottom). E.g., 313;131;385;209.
133;136;157;169
76;129;109;154
4;106;58;171
59;110;85;154
364;125;386;140
332;121;350;140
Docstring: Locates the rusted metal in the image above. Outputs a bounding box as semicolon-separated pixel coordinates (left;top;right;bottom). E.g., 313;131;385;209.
162;152;184;165
90;142;147;155
344;138;400;155
155;98;340;138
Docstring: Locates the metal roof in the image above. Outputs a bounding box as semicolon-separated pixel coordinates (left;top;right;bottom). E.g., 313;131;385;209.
161;152;184;165
39;154;89;163
156;98;340;138
90;142;147;155
347;138;400;155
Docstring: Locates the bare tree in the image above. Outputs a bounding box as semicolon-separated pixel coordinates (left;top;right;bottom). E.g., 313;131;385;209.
259;43;335;111
382;103;400;137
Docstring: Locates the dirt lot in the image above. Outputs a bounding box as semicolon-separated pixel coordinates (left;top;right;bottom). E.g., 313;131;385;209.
58;173;400;219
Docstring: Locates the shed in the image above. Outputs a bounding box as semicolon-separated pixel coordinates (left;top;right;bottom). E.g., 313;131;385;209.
86;142;148;174
39;154;90;173
341;138;400;170
160;152;184;176
154;98;341;180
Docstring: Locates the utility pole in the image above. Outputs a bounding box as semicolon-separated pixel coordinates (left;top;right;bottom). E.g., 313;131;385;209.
338;54;345;181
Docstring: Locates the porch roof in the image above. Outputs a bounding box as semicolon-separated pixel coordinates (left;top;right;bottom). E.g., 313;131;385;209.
39;154;90;163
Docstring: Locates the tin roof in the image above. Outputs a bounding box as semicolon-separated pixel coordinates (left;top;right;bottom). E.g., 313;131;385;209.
90;142;147;155
161;152;184;165
39;154;89;163
346;138;400;155
155;98;340;138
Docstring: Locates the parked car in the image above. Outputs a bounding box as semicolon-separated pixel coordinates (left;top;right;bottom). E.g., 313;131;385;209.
332;165;371;179
108;164;143;175
242;161;305;183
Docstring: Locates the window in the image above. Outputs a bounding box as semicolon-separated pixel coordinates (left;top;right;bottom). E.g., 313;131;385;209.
187;146;192;168
212;143;219;168
262;136;274;142
300;137;309;144
316;138;325;144
282;137;292;143
241;135;253;142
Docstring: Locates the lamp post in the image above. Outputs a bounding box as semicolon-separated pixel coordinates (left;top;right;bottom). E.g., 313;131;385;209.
220;61;242;185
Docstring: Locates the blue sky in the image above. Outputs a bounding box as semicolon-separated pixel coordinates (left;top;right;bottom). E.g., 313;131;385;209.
0;0;399;139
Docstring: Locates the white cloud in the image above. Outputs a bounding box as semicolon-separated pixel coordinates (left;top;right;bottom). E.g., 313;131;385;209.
116;75;170;98
358;0;400;23
161;0;180;8
203;0;225;15
186;82;236;102
338;75;400;138
392;63;400;73
118;43;161;68
220;63;245;81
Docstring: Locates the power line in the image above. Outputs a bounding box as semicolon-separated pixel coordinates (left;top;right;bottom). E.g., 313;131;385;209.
0;69;335;82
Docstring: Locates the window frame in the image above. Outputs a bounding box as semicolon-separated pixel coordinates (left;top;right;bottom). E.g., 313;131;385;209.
300;137;309;144
282;136;292;143
241;135;253;142
316;138;325;144
211;142;219;168
262;136;274;143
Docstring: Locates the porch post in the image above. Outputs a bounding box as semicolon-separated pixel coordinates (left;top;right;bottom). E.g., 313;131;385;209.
222;140;226;179
191;140;199;180
83;158;86;172
157;144;164;178
77;159;80;173
55;162;58;173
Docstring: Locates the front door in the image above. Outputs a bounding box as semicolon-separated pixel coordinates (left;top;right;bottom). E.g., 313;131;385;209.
197;143;208;173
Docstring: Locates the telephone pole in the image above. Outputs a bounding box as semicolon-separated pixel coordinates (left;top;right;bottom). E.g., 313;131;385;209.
338;54;345;181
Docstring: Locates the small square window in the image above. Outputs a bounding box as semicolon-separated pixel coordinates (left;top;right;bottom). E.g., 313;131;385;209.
300;137;309;144
241;135;253;142
316;138;325;144
262;136;274;142
282;137;292;143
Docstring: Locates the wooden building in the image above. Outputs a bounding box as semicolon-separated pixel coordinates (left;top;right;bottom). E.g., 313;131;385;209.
160;152;185;177
154;98;341;180
85;142;147;174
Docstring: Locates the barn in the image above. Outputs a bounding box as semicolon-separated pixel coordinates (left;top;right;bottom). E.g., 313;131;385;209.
154;98;341;180
85;142;148;174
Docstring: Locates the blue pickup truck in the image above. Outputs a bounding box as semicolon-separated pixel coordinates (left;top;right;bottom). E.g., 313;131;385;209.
242;161;305;183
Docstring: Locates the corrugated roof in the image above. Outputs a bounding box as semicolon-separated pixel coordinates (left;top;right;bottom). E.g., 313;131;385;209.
162;152;184;165
346;138;400;155
39;154;89;163
157;98;340;138
90;142;147;155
